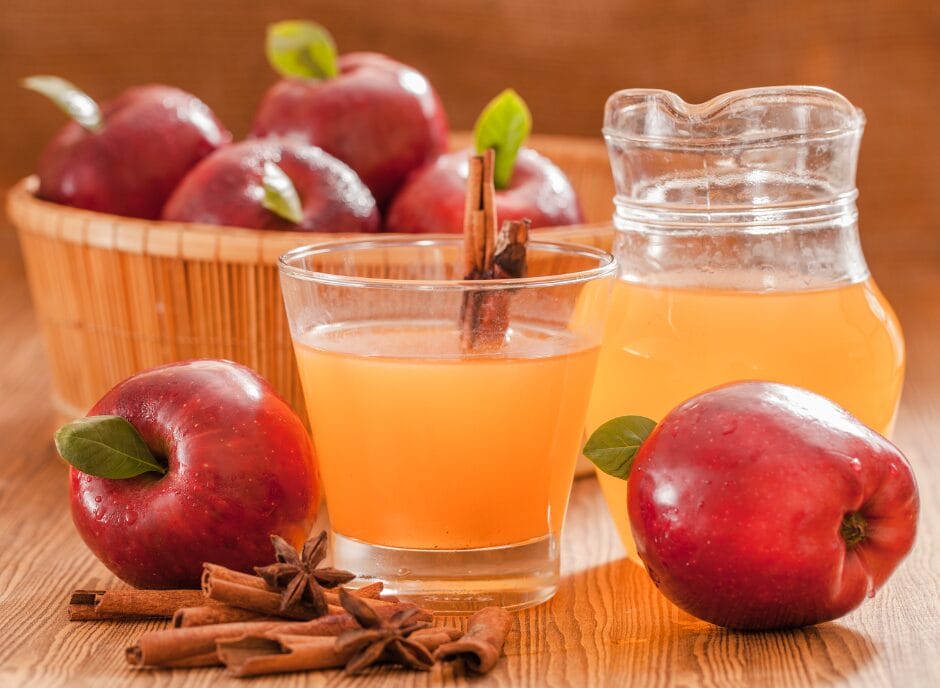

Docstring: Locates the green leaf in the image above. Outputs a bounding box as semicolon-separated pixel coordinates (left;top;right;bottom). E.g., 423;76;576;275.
54;415;165;479
266;20;339;80
473;88;532;189
21;75;102;132
261;161;303;224
583;415;657;480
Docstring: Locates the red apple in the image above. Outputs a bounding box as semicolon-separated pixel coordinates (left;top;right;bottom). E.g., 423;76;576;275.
384;147;583;233
585;381;919;630
162;139;380;232
385;89;583;233
24;76;230;219
250;22;448;207
56;360;319;589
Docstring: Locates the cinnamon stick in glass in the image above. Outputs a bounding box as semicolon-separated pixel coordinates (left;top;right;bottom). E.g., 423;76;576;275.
460;148;530;352
67;588;208;621
434;606;513;674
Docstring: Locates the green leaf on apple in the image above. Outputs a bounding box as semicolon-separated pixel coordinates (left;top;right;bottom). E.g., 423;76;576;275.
21;75;103;133
583;415;657;480
55;415;166;479
474;88;532;189
266;20;339;80
261;161;304;224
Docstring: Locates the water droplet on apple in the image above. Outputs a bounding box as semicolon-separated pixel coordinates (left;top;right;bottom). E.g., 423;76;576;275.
850;458;862;472
721;419;738;435
94;496;102;503
123;510;138;525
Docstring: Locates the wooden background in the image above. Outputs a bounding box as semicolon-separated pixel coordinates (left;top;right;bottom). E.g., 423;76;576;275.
2;0;939;246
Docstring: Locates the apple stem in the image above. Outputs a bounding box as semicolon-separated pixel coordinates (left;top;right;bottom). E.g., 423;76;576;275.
21;75;103;133
261;161;303;224
840;512;868;548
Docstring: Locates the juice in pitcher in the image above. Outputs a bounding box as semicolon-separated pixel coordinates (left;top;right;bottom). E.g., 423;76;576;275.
591;86;905;558
587;278;904;555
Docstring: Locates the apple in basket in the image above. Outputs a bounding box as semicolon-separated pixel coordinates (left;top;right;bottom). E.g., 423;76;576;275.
22;76;230;219
250;20;448;207
54;360;320;589
385;89;583;233
162;138;380;232
584;381;919;630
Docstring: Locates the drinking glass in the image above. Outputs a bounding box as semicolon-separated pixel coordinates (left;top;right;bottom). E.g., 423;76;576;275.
280;237;615;611
588;86;905;560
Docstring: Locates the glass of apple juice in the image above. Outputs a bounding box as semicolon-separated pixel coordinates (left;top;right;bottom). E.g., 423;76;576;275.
279;236;615;611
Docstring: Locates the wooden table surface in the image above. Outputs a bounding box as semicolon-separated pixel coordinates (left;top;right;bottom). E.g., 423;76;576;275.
0;219;937;688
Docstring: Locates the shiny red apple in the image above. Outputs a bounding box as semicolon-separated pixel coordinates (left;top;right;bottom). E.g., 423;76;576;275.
251;22;447;207
57;360;319;589
162;139;380;232
585;381;919;630
25;76;230;219
384;146;583;233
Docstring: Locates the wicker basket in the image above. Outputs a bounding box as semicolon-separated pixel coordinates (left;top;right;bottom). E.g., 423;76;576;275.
6;133;616;422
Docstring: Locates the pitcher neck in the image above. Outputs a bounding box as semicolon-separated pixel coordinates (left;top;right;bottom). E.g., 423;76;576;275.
612;195;870;291
604;86;870;291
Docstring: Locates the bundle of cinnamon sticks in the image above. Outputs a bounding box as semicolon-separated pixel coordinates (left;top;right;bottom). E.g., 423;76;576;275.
69;530;513;678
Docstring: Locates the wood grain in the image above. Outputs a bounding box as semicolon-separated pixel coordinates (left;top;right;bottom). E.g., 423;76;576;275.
0;214;938;687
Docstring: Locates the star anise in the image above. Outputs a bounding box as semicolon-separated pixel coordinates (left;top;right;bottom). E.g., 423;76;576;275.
335;587;434;674
254;531;355;616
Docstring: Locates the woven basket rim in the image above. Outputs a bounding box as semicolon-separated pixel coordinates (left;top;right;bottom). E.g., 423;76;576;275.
5;132;611;262
6;180;613;264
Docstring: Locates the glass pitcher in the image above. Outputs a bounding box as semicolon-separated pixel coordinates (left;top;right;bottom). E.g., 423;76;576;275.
586;86;905;559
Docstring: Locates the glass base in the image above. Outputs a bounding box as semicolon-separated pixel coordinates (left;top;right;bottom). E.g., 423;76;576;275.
332;532;559;613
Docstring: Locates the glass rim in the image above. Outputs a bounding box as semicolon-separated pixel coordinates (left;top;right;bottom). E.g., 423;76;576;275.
278;235;617;291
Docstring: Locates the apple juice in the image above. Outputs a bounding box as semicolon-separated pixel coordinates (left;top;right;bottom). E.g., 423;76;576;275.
295;320;600;550
585;277;905;559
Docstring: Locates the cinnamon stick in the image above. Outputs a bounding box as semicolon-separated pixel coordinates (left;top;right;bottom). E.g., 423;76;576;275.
459;148;530;352
163;652;221;668
68;589;207;621
218;634;349;677
128;619;291;668
129;604;431;668
434;606;513;674
172;605;276;628
219;627;463;678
